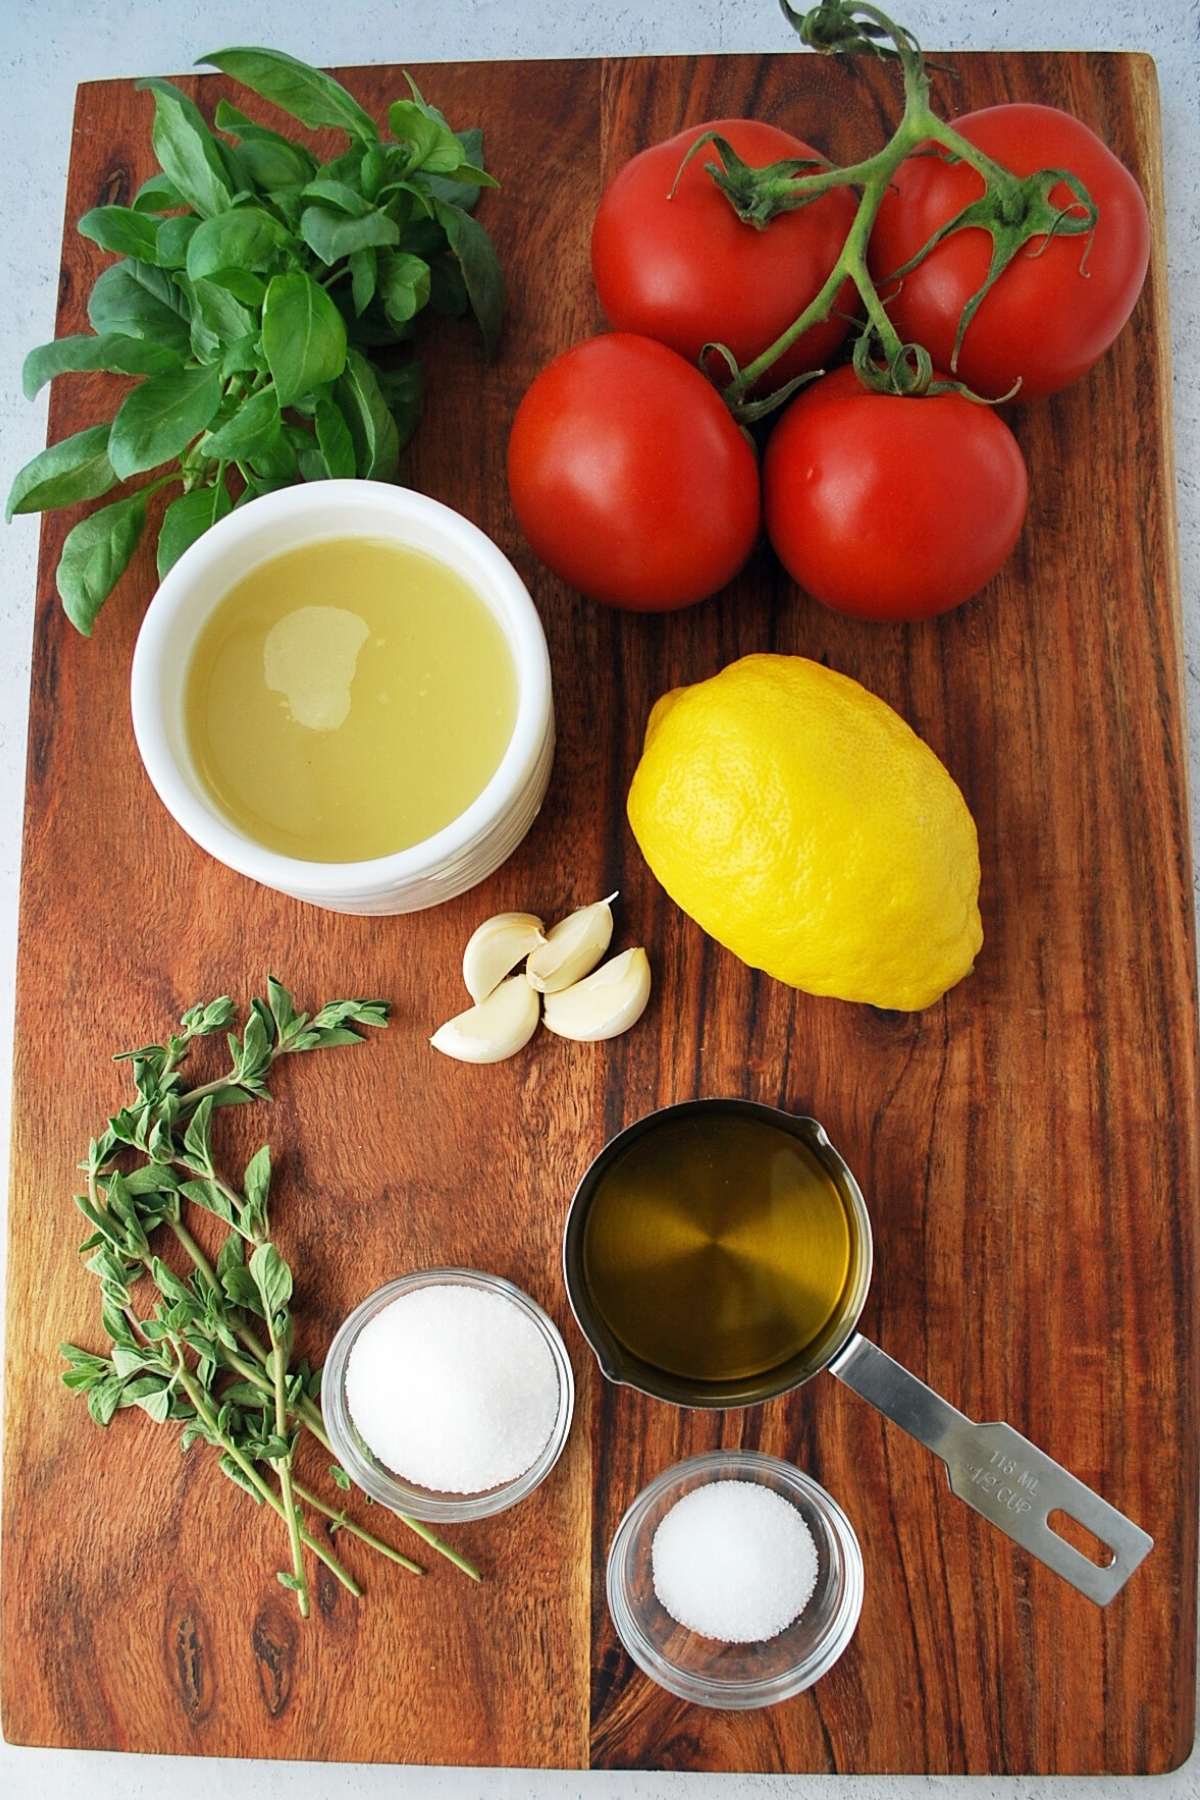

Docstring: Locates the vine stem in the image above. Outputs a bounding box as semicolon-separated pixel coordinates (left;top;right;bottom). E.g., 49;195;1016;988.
722;0;1024;408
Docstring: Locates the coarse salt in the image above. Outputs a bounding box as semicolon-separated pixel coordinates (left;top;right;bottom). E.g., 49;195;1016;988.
345;1283;560;1493
651;1479;819;1643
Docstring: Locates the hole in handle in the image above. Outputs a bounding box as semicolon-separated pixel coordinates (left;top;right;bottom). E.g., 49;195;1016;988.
1047;1508;1116;1568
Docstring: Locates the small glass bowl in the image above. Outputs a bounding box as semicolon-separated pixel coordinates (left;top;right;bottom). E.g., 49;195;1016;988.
606;1451;864;1709
322;1267;575;1524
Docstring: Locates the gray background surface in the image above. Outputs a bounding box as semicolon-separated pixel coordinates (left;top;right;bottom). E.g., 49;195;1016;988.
1;1;1197;1795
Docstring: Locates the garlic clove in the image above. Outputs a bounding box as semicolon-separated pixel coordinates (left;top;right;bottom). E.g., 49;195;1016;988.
526;892;617;994
462;910;546;1002
431;975;541;1064
542;948;651;1042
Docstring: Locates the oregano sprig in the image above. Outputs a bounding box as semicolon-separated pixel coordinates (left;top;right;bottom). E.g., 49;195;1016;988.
61;976;481;1623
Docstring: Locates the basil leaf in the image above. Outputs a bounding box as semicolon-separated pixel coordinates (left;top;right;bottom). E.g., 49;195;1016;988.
220;333;264;377
181;275;256;359
138;78;234;220
186;207;291;280
360;144;391;202
375;361;424;451
314;392;355;478
434;201;505;354
157;215;200;268
233;136;314;192
420;129;493;211
345;308;409;349
428;256;468;318
261;270;347;406
321;147;371;186
206;268;266;306
349;247;377;316
200;47;378;144
57;488;156;635
5;424;117;520
21;333;180;400
109;364;223;479
334;347;399;479
129;258;191;316
300;177;370;217
132;171;186;214
248;432;299;481
377;252;430;328
203;386;282;460
267;187;304;231
397;213;444;259
156;482;232;576
214;100;318;187
88;261;192;352
300;204;399;265
388;99;463;175
423;162;498;200
78;206;163;263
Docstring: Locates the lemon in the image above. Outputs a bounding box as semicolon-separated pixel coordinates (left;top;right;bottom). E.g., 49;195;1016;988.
626;654;982;1011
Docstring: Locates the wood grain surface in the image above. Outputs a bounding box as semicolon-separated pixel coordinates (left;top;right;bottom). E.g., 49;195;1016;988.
1;46;1195;1776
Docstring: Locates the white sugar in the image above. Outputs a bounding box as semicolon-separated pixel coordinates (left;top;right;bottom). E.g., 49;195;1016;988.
651;1479;819;1643
345;1283;560;1493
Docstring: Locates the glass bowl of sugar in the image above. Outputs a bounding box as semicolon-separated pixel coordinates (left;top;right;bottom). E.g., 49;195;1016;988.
606;1450;863;1708
322;1268;575;1523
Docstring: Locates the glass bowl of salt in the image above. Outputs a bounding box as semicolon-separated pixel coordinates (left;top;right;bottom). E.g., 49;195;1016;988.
606;1450;863;1708
322;1267;575;1523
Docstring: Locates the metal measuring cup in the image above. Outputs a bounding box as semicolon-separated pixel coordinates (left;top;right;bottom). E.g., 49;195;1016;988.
562;1098;1151;1606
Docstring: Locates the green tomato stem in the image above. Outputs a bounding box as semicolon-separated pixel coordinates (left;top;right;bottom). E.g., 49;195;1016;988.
721;0;1070;410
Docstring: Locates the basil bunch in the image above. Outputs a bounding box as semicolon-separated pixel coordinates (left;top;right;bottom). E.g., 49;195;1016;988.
6;47;506;636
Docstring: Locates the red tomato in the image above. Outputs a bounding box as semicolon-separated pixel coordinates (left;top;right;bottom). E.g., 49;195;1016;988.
869;104;1150;399
763;365;1028;621
591;119;858;386
507;334;760;612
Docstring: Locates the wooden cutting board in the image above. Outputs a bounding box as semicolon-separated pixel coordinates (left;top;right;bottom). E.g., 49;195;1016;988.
1;44;1194;1777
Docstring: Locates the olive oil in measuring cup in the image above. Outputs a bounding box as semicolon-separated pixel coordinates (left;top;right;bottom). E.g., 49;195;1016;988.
569;1100;1154;1604
581;1109;855;1385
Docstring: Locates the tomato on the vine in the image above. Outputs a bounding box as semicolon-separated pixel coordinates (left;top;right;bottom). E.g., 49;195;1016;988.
869;103;1150;399
591;119;858;386
763;365;1028;621
507;333;761;612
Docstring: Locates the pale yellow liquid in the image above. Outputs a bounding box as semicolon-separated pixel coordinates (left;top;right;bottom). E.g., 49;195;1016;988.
185;538;517;862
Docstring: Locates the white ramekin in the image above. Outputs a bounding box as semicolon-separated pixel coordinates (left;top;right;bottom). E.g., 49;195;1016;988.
130;481;554;914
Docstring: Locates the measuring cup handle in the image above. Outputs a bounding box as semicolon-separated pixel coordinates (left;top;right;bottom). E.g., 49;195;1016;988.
828;1335;1152;1605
